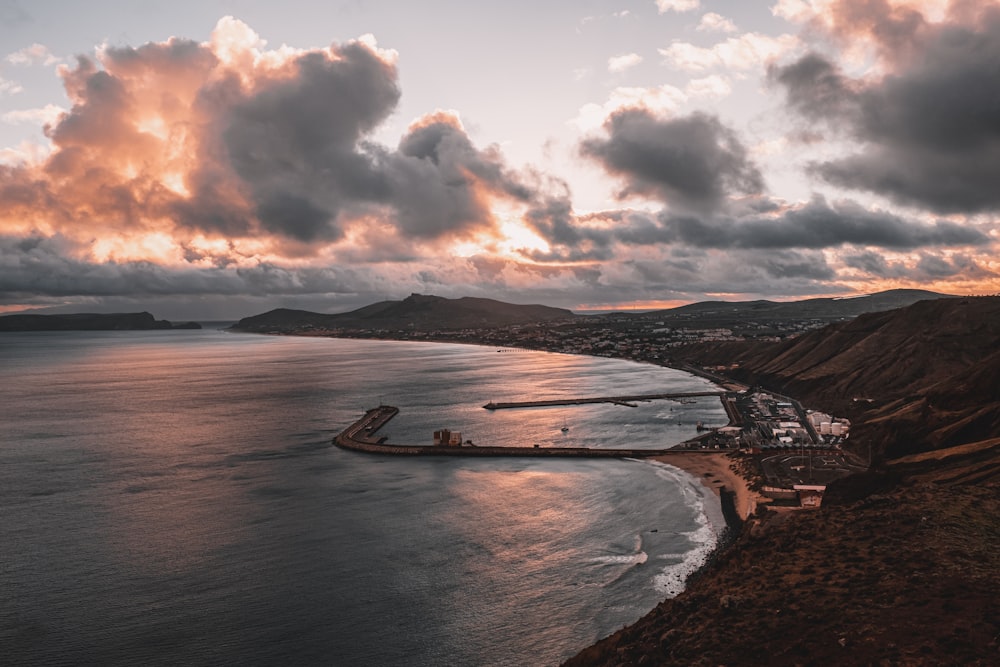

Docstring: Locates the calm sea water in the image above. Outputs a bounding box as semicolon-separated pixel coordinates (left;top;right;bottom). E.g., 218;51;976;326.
1;330;726;666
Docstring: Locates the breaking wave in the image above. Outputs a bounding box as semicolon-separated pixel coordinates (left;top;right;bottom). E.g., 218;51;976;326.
643;460;721;598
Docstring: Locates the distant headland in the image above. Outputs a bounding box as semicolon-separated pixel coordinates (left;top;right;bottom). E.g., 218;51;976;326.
0;311;201;332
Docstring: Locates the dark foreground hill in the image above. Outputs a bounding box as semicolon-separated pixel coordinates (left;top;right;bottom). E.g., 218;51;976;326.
567;476;998;666
231;293;576;333
0;312;201;331
567;297;1000;666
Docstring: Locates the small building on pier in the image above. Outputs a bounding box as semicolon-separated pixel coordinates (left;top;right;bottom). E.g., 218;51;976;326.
433;429;463;447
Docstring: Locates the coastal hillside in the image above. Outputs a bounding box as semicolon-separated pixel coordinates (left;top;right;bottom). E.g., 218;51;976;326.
231;293;576;332
567;296;1000;666
651;288;951;322
565;473;998;666
0;312;201;331
674;296;1000;463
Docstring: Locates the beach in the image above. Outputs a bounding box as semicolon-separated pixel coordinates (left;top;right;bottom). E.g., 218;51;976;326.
654;451;758;521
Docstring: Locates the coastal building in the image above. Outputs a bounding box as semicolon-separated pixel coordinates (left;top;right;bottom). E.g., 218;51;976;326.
794;484;827;507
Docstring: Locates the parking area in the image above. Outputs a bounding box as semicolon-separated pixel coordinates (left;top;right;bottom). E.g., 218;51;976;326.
759;452;866;488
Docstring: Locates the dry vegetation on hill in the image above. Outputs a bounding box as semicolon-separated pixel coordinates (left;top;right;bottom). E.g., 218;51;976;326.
566;477;998;666
674;297;1000;464
567;298;1000;666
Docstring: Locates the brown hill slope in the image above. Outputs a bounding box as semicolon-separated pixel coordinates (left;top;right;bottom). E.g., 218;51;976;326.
674;297;1000;462
650;288;952;323
565;472;999;666
566;297;1000;666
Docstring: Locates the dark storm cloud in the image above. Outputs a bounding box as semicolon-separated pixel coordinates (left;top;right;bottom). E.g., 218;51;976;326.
842;250;906;278
823;0;928;63
555;197;987;254
580;108;764;213
520;196;618;261
223;44;399;242
0;234;377;301
384;115;523;239
772;8;1000;213
0;234;237;298
914;253;996;280
769;53;855;124
225;63;536;242
733;197;988;249
759;250;836;280
844;249;996;281
620;248;841;297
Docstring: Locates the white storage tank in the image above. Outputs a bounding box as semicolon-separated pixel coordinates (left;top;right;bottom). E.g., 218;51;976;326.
820;422;832;435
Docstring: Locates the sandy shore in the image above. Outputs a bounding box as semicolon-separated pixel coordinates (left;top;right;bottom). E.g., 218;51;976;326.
653;452;758;521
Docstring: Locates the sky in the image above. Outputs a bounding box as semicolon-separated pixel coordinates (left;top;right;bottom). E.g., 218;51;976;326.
1;0;998;319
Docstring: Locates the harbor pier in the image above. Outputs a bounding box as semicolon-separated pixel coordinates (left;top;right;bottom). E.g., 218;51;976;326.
334;405;721;458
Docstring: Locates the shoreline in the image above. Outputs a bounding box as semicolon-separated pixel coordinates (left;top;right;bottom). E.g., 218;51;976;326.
654;451;758;523
258;330;760;647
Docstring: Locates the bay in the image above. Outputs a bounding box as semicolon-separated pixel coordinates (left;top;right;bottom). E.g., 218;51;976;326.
0;330;726;666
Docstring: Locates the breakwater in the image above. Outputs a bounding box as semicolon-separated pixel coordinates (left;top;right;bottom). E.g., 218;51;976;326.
482;391;726;410
334;406;719;458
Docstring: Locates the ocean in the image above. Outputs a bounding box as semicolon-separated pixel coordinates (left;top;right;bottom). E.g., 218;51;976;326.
1;329;727;666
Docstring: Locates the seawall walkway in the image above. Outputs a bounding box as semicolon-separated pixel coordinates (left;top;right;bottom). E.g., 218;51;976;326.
334;405;720;458
483;391;725;410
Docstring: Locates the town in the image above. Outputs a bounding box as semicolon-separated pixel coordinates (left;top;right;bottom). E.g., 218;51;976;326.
303;313;865;509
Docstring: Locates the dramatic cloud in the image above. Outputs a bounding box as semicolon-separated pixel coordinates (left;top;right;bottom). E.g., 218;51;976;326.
0;17;584;312
219;39;401;241
651;197;989;250
580;108;764;212
772;2;1000;213
0;18;543;257
386;111;534;239
534;195;987;256
843;249;997;282
2;9;997;314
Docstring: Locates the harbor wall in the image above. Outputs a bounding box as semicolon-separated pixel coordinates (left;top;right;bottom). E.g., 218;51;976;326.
334;406;722;459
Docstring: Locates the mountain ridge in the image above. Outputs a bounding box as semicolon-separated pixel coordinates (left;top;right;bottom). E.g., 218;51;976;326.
653;288;951;318
231;288;954;334
231;293;577;332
